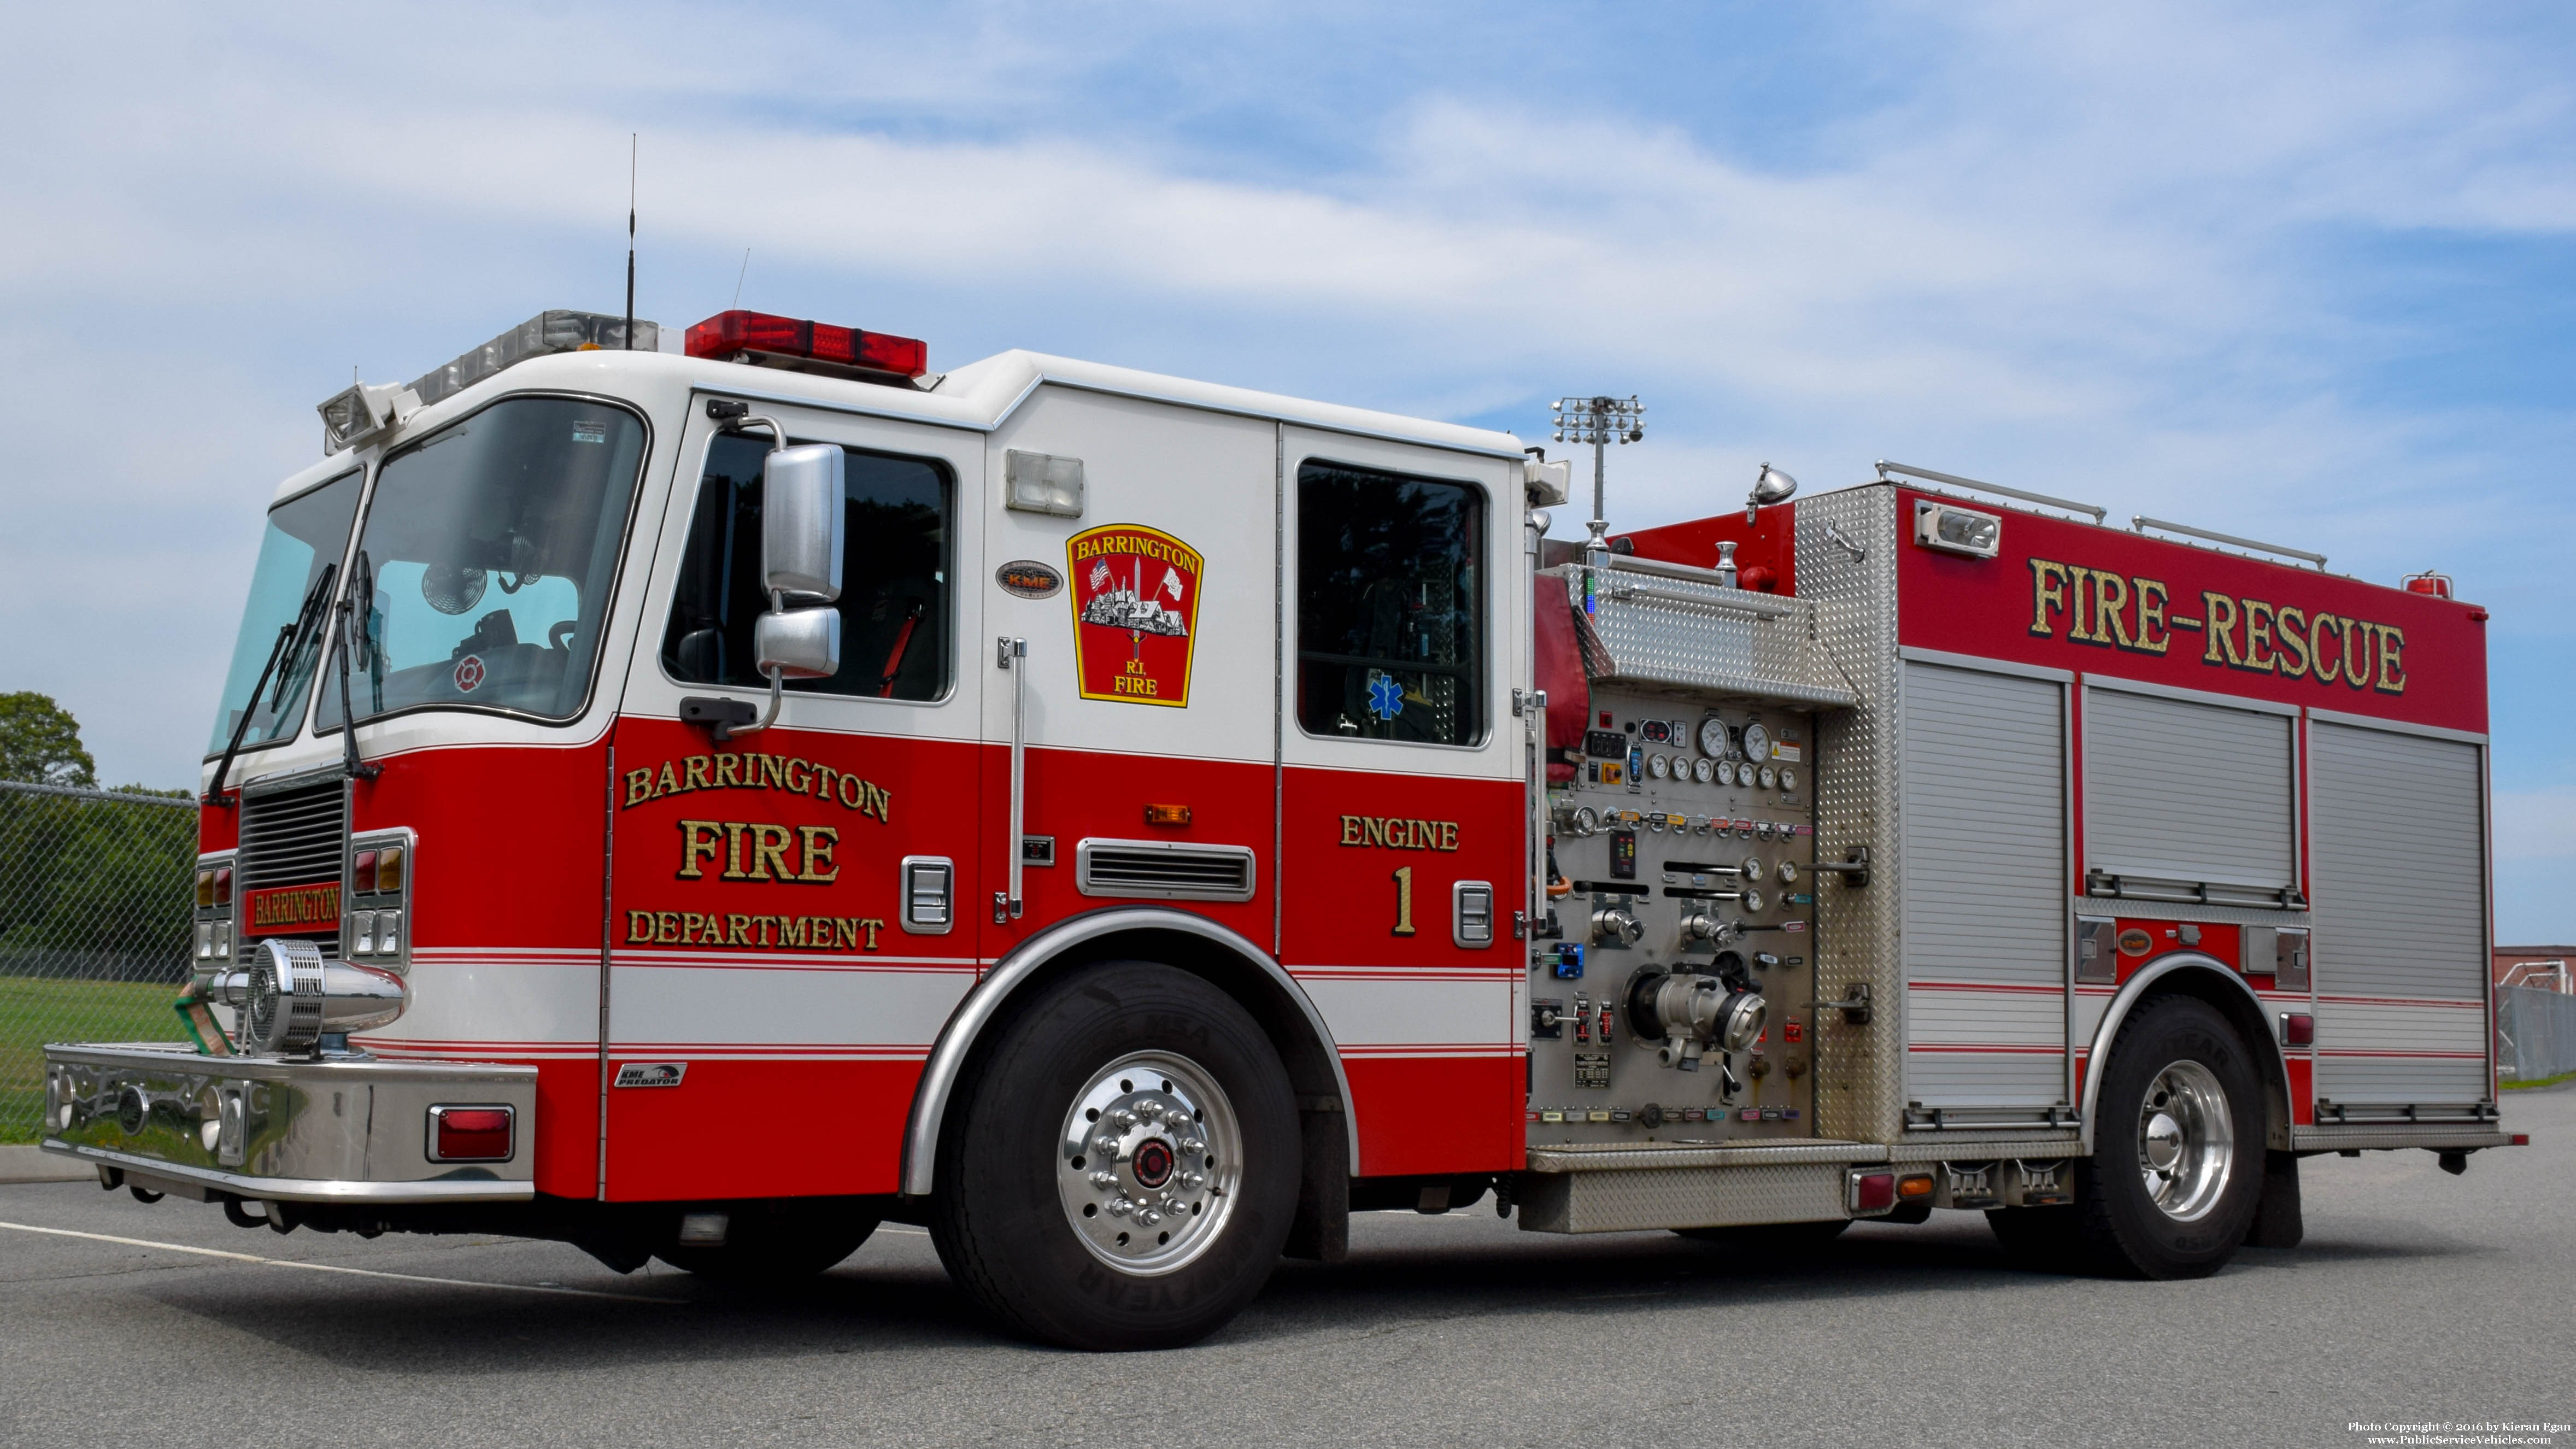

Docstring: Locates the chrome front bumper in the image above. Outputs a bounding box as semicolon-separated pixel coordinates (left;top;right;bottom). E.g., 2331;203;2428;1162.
40;1042;536;1204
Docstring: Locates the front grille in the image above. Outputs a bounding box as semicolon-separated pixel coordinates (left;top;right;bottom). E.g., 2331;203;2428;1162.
236;777;347;961
1075;839;1257;902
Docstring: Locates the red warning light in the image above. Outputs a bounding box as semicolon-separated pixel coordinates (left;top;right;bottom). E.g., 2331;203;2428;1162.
685;310;928;378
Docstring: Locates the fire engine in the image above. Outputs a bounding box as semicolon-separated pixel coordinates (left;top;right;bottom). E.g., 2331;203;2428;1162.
41;307;2522;1349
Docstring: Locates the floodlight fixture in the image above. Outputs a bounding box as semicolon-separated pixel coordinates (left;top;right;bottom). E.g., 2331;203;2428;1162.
1550;395;1645;558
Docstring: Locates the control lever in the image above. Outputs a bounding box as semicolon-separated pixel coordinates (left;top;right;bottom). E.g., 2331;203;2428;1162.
1810;846;1872;888
1810;982;1874;1025
1716;1055;1743;1100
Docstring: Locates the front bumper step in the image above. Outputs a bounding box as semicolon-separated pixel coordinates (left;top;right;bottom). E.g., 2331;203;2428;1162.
40;1041;536;1205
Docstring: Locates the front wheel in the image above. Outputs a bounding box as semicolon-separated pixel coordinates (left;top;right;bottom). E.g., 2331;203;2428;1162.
2072;994;2264;1278
929;961;1299;1350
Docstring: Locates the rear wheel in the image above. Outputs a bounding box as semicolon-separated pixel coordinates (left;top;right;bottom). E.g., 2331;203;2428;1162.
2070;994;2264;1278
654;1198;880;1281
929;961;1299;1350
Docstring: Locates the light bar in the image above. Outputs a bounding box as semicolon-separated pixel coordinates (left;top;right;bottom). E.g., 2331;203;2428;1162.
686;309;928;379
405;310;660;409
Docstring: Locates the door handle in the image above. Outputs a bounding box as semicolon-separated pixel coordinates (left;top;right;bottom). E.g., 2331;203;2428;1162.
995;636;1027;923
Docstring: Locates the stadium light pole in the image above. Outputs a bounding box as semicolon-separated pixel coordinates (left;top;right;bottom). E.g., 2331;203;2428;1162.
1551;395;1644;562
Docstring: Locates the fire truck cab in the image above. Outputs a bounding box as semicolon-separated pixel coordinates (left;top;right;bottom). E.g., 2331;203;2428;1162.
42;308;2519;1350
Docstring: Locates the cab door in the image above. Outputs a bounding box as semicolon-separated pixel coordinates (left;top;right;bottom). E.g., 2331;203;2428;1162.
605;395;985;1201
1276;428;1525;1176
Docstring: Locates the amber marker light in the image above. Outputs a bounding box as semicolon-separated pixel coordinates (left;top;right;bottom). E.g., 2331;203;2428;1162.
1897;1174;1935;1200
1144;804;1192;828
376;846;406;893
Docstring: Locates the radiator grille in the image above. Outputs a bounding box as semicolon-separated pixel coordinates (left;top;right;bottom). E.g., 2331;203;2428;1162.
1075;840;1257;902
236;776;347;961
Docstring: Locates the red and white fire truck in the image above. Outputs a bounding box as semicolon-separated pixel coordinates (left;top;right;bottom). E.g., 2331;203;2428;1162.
42;307;2521;1348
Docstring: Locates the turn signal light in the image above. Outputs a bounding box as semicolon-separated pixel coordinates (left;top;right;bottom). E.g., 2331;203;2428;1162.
1850;1171;1896;1212
1145;803;1192;828
1897;1174;1935;1200
375;846;405;893
2280;1012;2315;1046
427;1105;513;1163
196;869;216;909
686;310;929;379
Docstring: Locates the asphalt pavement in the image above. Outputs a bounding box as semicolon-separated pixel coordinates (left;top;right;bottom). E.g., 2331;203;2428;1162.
3;1087;2569;1449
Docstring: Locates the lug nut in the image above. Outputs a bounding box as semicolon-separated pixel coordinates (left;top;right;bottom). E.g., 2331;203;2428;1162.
1107;1197;1133;1218
1088;1170;1117;1189
1110;1109;1136;1128
1139;1209;1162;1226
1093;1135;1119;1155
1181;1137;1206;1154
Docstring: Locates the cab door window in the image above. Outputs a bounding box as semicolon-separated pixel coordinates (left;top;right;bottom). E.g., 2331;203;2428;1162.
1295;459;1484;746
661;433;954;700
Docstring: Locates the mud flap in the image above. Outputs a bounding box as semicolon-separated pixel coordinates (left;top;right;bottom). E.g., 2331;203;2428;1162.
2244;1149;2303;1249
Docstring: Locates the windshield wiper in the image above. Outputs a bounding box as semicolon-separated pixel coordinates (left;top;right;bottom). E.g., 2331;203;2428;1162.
204;564;337;808
330;561;383;783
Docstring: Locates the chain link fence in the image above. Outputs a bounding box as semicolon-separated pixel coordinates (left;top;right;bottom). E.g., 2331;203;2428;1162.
1;779;197;1141
2497;984;2576;1085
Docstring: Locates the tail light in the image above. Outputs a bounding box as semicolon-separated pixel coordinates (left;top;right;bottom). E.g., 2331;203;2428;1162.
1849;1170;1896;1213
427;1105;514;1163
2280;1012;2315;1046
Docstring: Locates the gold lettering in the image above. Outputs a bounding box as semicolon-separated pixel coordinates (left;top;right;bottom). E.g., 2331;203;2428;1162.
778;917;808;948
2243;600;2279;673
2094;572;2134;648
797;825;840;883
838;775;865;811
655;762;679;797
722;822;752;881
727;913;752;946
624;769;654;807
715;754;742;788
749;824;795;882
1440;822;1459;852
1363;818;1387;848
814;764;841;804
656;911;680;945
2374;624;2406;694
2133;578;2170;655
1341;815;1363;846
2028;558;2069;637
2339;617;2374;688
783;759;809;793
2202;592;2244;666
2310;613;2343;684
626;909;653;943
860;918;883;949
678;820;723;879
2065;566;2096;642
2274;606;2310;679
759;754;785;789
684;756;712;791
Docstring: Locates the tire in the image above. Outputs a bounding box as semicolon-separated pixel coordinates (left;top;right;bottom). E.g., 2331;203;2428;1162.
1673;1218;1850;1248
2070;994;2264;1279
929;961;1299;1350
654;1198;881;1282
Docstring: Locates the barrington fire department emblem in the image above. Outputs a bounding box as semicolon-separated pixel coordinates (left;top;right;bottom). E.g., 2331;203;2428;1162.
1066;524;1201;707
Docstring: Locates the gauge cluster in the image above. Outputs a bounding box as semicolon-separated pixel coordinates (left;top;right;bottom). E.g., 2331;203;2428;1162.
1538;691;1819;1146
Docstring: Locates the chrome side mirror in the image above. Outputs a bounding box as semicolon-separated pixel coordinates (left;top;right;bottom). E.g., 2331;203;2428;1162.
761;443;844;602
754;607;841;680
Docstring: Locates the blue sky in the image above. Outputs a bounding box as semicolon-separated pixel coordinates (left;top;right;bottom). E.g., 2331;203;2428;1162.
3;2;2569;936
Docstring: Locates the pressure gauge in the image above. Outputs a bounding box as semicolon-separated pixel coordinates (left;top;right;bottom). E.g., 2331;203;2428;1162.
1759;765;1777;790
1554;802;1599;837
1779;767;1798;791
1741;887;1767;913
1741;857;1765;882
1698;717;1729;758
1692;757;1715;784
1670;754;1689;779
1741;722;1772;766
1735;761;1757;788
1647;752;1670;781
1777;860;1799;884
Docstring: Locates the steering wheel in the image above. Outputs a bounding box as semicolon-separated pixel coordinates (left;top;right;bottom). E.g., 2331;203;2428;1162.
548;620;577;651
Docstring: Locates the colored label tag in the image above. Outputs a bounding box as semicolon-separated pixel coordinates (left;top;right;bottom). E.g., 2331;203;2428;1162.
613;1062;688;1088
1066;524;1202;707
243;882;339;933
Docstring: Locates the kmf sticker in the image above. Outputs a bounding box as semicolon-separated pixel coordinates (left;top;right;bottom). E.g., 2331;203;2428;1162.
2117;927;2153;957
1066;524;1201;706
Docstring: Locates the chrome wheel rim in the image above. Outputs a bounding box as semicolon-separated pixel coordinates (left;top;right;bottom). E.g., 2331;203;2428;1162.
1057;1051;1242;1276
2135;1058;2233;1222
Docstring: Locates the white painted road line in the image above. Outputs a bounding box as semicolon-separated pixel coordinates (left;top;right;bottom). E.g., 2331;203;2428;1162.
0;1221;681;1304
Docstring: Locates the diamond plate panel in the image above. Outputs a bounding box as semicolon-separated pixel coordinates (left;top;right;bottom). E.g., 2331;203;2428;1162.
1559;565;1858;709
1517;1161;1850;1233
1798;485;1904;1144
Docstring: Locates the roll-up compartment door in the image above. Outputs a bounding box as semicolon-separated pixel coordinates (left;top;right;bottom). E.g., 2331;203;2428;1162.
2309;720;2489;1107
2084;687;2295;898
1902;661;2068;1110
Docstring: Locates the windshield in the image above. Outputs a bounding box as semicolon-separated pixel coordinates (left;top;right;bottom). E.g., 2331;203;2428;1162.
206;470;363;756
319;396;646;728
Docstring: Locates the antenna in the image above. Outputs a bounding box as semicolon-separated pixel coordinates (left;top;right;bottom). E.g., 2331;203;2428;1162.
623;134;637;350
732;248;752;311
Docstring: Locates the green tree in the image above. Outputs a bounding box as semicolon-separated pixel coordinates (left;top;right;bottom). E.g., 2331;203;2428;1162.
0;694;96;789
